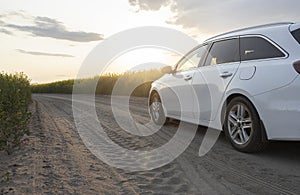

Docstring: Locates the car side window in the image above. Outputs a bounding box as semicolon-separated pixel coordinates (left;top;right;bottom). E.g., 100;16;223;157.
291;28;300;44
177;45;209;72
204;39;239;66
240;37;285;61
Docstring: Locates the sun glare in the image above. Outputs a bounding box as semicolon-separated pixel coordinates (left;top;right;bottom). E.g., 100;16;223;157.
104;48;181;74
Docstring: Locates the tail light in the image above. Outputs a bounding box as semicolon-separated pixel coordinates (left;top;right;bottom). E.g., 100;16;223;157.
293;60;300;74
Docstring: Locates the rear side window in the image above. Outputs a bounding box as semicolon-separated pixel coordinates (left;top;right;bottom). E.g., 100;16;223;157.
204;38;239;66
240;37;285;61
291;29;300;44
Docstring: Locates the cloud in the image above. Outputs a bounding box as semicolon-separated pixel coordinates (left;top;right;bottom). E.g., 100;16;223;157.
129;0;171;11
0;28;13;35
16;49;74;57
129;0;300;35
2;13;103;42
56;74;69;78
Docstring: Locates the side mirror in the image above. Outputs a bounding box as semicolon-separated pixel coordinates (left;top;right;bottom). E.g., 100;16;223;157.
161;66;174;74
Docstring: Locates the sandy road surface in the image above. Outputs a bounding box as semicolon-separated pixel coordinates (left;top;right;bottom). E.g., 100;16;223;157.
1;94;300;195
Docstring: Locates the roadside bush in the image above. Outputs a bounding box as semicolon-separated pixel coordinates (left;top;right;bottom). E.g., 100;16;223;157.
0;72;31;154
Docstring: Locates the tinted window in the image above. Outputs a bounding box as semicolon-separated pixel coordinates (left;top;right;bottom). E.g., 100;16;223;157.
177;44;209;72
240;37;285;61
204;39;239;66
291;29;300;44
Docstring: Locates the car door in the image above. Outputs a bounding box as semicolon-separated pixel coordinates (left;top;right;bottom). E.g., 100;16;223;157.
192;38;240;121
159;45;209;120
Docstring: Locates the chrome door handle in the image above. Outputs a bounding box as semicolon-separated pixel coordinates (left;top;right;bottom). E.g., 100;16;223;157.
220;72;233;78
184;75;192;81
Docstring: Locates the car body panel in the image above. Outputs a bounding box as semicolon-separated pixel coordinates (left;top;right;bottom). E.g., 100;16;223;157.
192;62;240;121
150;22;300;140
253;75;300;140
158;70;196;119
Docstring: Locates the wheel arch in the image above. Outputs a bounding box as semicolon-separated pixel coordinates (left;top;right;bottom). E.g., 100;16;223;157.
221;93;248;125
149;89;159;105
220;92;268;141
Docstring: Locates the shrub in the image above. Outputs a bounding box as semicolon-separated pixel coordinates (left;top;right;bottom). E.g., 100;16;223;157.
0;72;31;154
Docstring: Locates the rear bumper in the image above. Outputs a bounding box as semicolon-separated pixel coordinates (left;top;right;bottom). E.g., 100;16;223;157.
254;76;300;140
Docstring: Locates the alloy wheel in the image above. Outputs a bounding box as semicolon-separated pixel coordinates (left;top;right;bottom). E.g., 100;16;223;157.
151;96;161;122
227;103;253;145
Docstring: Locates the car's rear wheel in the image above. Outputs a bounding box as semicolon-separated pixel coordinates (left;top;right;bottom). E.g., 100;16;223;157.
224;96;267;152
149;93;166;125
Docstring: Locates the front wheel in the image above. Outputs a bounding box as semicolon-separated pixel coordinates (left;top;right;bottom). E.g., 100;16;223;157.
149;93;166;125
224;97;267;152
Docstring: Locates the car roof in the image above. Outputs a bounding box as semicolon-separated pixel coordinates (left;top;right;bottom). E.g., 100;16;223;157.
204;22;294;43
290;23;300;31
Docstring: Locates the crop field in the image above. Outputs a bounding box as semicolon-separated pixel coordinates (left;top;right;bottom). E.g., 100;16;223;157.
31;69;163;97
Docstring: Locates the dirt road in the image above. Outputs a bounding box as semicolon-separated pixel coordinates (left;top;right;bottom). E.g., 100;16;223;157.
1;94;299;194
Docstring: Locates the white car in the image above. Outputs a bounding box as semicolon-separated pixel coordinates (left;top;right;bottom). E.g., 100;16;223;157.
149;22;300;152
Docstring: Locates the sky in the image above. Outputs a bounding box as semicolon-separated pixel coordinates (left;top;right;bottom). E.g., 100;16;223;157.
0;0;299;83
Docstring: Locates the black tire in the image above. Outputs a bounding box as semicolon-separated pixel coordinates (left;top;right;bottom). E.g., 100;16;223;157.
149;93;167;125
224;96;267;153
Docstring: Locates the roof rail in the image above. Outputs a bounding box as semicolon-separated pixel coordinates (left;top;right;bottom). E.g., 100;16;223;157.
205;22;294;42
